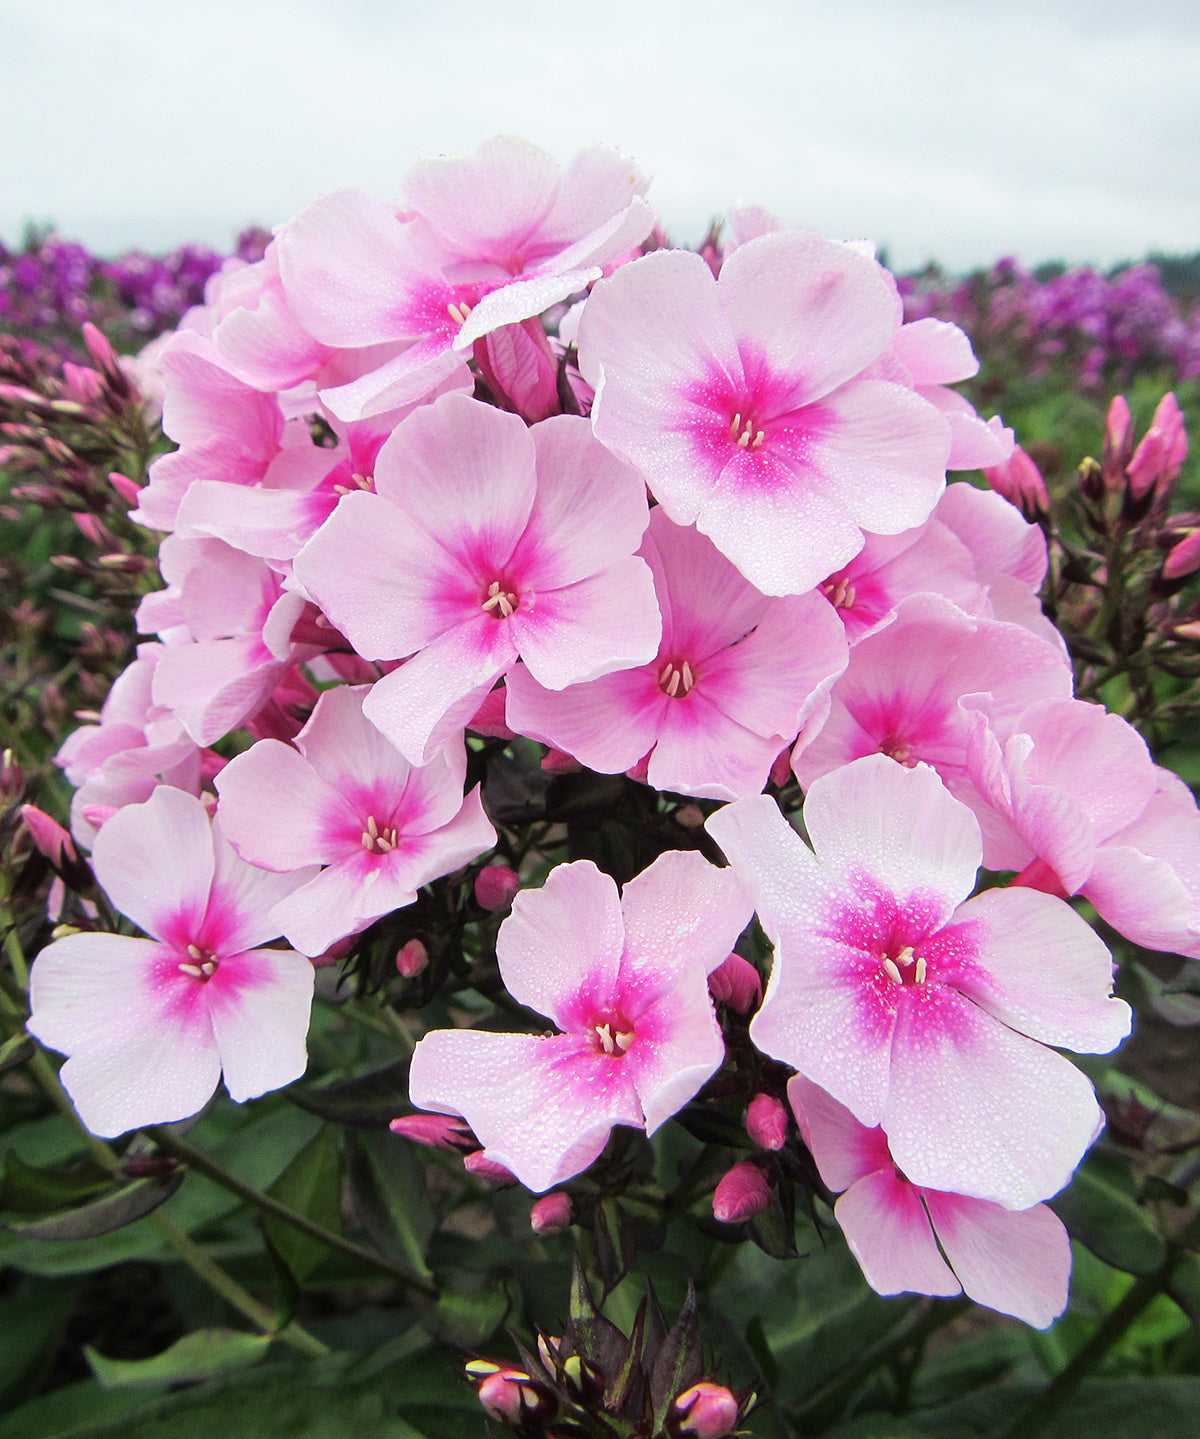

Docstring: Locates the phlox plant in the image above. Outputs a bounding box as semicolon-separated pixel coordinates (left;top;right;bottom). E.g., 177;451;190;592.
4;137;1200;1439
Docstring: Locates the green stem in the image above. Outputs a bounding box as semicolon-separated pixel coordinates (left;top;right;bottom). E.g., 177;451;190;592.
144;1126;437;1299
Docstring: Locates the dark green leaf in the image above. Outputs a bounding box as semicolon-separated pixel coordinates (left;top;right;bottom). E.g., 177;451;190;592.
288;1060;412;1127
1;1152;112;1215
1167;1251;1200;1332
0;1034;35;1073
1049;1161;1167;1276
919;1376;1200;1438
343;1127;433;1275
262;1125;342;1282
424;1271;512;1350
649;1282;702;1432
85;1329;272;1388
6;1171;183;1241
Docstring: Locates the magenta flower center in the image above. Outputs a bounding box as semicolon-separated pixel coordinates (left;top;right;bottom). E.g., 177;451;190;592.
729;409;765;450
177;941;219;982
360;814;399;854
879;734;917;767
480;579;520;619
879;943;928;988
589;1017;635;1056
657;658;696;698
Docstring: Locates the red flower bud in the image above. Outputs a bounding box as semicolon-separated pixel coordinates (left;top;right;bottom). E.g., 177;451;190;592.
476;1368;554;1426
20;804;77;867
474;864;520;912
530;1191;573;1234
982;445;1049;521
707;954;762;1015
675;1381;740;1439
395;938;428;977
388;1113;472;1152
745;1092;789;1151
712;1160;772;1223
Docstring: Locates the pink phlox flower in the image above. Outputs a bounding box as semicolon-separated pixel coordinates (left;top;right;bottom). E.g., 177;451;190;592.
788;1074;1071;1327
967;697;1200;957
792;592;1073;870
57;645;203;848
707;756;1130;1208
293;392;661;766
407;851;753;1192
214;685;495;957
888;318;1014;470
578;231;952;596
131;331;284;531
505;507;848;800
27;787;319;1137
276;138;654;422
138;536;324;747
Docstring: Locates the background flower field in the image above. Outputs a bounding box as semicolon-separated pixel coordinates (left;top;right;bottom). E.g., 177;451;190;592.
3;213;1200;1439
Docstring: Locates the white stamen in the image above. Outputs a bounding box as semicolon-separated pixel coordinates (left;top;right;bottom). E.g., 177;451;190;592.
730;412;743;438
481;580;517;618
750;429;764;448
882;958;903;985
895;945;915;967
614;1030;633;1052
178;962;204;979
186;943;204;961
914;956;927;985
366;815;379;840
447;301;473;326
681;659;694;692
595;1022;616;1054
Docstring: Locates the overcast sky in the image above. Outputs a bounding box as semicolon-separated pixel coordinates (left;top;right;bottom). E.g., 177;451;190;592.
4;0;1198;272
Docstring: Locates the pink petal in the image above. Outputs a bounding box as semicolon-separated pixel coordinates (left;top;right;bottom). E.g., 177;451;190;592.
270;855;407;957
620;849;753;983
625;982;725;1135
205;947;315;1101
509;556;661;691
408;1029;643;1193
215;739;343;870
923;1191;1071;1327
504;662;667;776
891;319;979;385
203;817;319;954
787;1074;893;1193
496;860;626;1026
802;756;981;921
649;688;785;801
90;787;214;945
947;887;1130;1053
836;1170;961;1298
885;992;1104;1208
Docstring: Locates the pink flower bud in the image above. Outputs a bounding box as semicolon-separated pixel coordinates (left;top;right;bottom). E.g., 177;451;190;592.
1128;392;1188;499
1164;530;1200;581
707;954;762;1015
463;1150;518;1188
473;317;560;424
530;1191;573;1234
675;1382;740;1439
388;1113;473;1152
1104;394;1133;473
477;1368;553;1425
396;938;428;977
769;746;793;788
674;803;706;829
475;865;520;912
745;1093;789;1151
0;748;23;801
71;512;112;547
712;1161;772;1223
982;446;1049;521
312;936;354;969
107;470;142;506
20;804;77;867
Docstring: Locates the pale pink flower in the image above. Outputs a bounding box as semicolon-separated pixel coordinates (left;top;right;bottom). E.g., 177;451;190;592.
27;788;317;1137
792;592;1072;869
506;508;847;800
276;138;654;421
578;232;951;595
788;1074;1071;1327
707;756;1130;1208
214;686;495;957
408;851;752;1192
294;393;661;766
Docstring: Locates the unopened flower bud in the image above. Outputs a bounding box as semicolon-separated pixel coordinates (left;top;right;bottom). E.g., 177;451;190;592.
1128;392;1187;499
20;804;77;867
82;322;132;398
674;1381;739;1439
463;1150;518;1188
0;748;23;801
395;938;428;977
530;1191;573;1234
1103;394;1133;482
1164;530;1200;581
712;1160;772;1223
475;864;520;912
97;552;151;573
108;471;142;506
982;446;1049;521
707;954;762;1015
388;1113;473;1152
477;1368;555;1426
675;803;706;828
745;1092;789;1150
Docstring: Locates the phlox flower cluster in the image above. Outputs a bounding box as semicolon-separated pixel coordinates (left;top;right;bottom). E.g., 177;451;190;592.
31;136;1198;1331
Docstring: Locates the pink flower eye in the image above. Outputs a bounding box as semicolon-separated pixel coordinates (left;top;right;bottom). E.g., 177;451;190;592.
177;942;218;982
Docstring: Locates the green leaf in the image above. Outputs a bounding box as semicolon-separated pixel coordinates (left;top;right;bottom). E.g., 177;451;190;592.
288;1060;413;1127
1167;1251;1200;1333
5;1171;183;1241
85;1329;272;1389
424;1270;512;1350
1049;1158;1167;1276
918;1376;1200;1438
0;1276;75;1409
1;1152;112;1215
343;1127;434;1276
262;1125;342;1283
0;1034;35;1073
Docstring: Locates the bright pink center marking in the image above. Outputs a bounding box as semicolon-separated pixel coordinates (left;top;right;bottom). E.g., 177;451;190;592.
360;814;398;855
588;1014;635;1056
481;579;519;619
178;942;218;982
657;659;696;698
879;943;928;988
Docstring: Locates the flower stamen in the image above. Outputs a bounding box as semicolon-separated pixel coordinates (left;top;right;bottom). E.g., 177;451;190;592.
447;300;473;327
179;942;218;981
360;814;399;854
657;659;696;698
481;580;518;619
